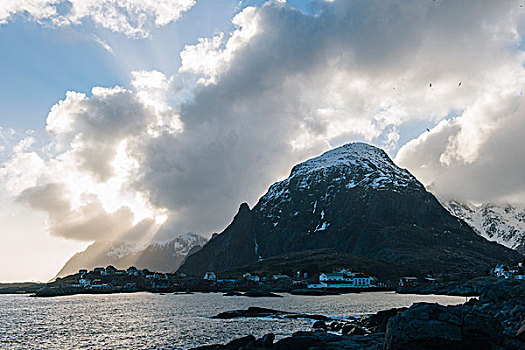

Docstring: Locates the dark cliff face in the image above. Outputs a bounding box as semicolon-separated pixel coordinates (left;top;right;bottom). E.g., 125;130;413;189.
178;143;521;279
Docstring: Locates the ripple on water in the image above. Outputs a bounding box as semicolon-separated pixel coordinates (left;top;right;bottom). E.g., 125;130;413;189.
0;292;468;349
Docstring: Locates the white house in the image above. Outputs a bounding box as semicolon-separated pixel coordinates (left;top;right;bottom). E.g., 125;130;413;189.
79;279;91;287
309;269;374;289
243;273;260;282
204;272;217;281
272;274;291;280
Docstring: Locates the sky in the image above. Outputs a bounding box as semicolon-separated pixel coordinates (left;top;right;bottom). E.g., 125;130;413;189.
0;0;524;282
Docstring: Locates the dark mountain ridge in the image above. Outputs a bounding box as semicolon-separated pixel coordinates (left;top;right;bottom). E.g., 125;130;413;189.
178;143;521;280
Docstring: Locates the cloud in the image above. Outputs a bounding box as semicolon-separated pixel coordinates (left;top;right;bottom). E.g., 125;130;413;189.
136;0;525;236
1;74;175;243
15;183;157;242
396;89;525;206
3;0;525;245
0;0;196;38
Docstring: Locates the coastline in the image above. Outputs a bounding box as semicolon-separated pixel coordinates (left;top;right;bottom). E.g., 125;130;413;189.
190;278;524;350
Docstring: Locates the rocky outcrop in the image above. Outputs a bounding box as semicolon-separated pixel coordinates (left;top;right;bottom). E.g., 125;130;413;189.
384;303;502;349
194;279;525;350
212;307;332;321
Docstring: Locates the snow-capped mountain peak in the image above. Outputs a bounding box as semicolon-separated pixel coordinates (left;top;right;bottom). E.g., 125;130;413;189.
259;142;421;210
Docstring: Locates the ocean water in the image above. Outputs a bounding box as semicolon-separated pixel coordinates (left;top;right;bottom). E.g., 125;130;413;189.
0;292;468;349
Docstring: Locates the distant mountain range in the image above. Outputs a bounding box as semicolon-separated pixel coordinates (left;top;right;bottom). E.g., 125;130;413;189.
178;143;521;280
55;233;207;278
444;201;525;254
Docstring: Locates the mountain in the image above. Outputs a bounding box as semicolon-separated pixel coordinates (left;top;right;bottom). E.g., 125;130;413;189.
444;201;525;254
178;143;521;280
55;233;207;278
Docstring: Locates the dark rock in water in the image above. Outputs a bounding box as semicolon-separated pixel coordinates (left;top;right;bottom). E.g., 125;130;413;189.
212;307;280;319
312;320;328;331
243;289;283;298
212;307;331;322
260;333;275;347
384;303;503;350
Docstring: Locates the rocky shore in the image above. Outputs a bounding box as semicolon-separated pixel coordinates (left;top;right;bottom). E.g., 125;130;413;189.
192;279;524;350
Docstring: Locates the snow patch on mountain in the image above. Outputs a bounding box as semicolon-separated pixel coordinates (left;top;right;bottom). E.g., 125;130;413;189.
444;201;525;251
151;232;208;255
259;142;421;210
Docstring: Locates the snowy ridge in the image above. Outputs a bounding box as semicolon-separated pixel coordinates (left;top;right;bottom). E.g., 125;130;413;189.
259;142;421;210
107;242;143;260
444;200;525;251
151;233;208;255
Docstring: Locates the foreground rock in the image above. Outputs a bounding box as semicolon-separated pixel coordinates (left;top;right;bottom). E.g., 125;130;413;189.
197;279;524;350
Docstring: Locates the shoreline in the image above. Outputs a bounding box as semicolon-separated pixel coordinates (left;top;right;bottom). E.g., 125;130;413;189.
190;278;524;350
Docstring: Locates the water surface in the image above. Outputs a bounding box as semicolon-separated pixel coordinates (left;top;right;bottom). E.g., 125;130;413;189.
0;292;468;349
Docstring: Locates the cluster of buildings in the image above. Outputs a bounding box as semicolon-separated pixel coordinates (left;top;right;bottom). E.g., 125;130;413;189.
71;266;169;290
491;261;525;280
199;268;377;290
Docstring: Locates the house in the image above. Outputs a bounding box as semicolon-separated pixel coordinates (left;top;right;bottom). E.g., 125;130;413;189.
309;269;374;289
94;267;107;275
141;269;151;276
78;279;91;287
127;266;139;276
272;274;291;280
90;283;112;290
115;269;126;275
153;273;168;279
204;272;217;281
105;265;117;274
243;273;260;283
399;277;418;287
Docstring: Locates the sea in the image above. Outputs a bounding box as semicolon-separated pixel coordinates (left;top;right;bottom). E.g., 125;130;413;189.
0;292;469;349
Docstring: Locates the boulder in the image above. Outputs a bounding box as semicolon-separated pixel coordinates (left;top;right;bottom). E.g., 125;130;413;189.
384;303;503;350
347;326;367;336
341;324;355;334
224;335;257;350
359;307;407;332
274;335;320;350
260;333;275;347
329;321;342;331
516;321;525;341
312;321;328;331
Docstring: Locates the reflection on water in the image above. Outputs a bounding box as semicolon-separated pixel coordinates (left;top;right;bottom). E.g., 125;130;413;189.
0;292;467;349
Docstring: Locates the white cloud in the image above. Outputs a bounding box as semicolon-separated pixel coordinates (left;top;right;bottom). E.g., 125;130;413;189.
1;72;175;242
396;87;525;206
0;0;196;38
0;0;60;24
3;0;525;245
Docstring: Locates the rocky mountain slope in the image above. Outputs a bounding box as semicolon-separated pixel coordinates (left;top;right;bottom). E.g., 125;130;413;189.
179;143;521;280
444;201;525;254
56;233;207;278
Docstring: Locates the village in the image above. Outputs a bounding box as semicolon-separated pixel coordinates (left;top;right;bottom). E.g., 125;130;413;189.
27;257;525;297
